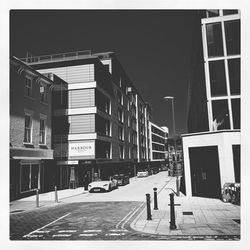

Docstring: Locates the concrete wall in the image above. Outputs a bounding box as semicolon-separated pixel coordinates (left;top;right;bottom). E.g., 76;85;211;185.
182;130;240;197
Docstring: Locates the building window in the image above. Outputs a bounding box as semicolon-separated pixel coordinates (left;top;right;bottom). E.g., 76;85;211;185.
118;126;124;141
206;22;224;58
117;90;123;105
39;118;46;144
118;108;124;123
25;76;33;97
231;98;240;129
40;83;47;103
228;58;240;95
119;145;124;159
24;113;32;143
206;10;219;18
212;100;230;130
223;10;239;16
224;19;240;56
209;60;227;96
20;164;39;192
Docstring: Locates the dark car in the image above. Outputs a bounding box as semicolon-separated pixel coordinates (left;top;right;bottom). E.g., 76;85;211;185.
113;174;130;186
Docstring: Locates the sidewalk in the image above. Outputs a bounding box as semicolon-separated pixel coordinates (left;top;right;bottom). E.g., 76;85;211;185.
10;187;88;213
130;177;240;238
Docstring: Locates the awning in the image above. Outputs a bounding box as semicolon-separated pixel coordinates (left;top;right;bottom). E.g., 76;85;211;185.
10;147;54;160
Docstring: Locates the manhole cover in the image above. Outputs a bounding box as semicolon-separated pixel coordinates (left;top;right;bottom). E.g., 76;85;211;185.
11;210;24;213
233;219;240;224
183;211;193;215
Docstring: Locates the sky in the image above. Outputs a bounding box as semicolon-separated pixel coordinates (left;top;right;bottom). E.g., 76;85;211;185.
10;10;198;136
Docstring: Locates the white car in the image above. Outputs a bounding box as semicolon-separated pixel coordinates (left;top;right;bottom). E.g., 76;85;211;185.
88;177;118;192
137;170;149;178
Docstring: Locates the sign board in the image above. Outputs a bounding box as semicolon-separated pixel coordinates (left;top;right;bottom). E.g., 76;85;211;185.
68;141;95;157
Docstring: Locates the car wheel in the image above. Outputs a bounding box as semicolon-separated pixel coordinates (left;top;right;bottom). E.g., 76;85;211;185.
108;184;111;192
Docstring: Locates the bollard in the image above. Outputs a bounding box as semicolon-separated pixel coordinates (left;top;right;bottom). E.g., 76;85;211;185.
55;186;58;203
176;176;180;196
153;187;158;210
146;193;152;220
36;189;39;208
169;193;177;230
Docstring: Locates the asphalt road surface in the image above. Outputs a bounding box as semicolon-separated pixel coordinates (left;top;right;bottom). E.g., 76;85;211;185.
10;172;171;240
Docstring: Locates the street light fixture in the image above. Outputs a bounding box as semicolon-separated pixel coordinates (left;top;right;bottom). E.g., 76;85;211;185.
164;96;180;196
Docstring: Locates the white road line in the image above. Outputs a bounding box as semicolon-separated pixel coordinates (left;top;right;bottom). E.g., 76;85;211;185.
121;202;145;229
79;233;98;237
115;206;138;229
35;230;50;233
83;229;102;233
105;233;126;236
25;234;44;238
109;229;128;232
52;234;71;237
23;213;71;238
58;230;77;233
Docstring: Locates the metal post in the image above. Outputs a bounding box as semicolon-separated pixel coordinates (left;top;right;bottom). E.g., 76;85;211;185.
55;186;58;203
169;193;177;230
153;188;158;210
146;193;152;220
36;189;39;208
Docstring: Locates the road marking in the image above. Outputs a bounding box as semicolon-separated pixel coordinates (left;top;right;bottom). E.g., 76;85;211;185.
35;230;50;233
79;233;98;237
120;202;145;229
115;205;138;229
109;229;128;232
58;230;77;233
83;229;102;233
52;234;71;237
23;213;71;238
25;234;44;238
105;233;126;236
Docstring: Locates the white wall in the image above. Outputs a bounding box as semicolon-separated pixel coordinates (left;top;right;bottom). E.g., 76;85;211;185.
182;131;240;197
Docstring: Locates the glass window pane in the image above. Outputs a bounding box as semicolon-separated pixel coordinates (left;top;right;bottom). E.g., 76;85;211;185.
212;100;230;130
31;164;39;189
206;10;219;17
228;58;240;95
206;22;224;57
21;165;30;192
231;98;240;129
225;20;240;55
223;10;238;16
209;60;227;96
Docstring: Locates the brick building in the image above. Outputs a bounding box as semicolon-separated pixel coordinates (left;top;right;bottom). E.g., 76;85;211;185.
10;56;54;200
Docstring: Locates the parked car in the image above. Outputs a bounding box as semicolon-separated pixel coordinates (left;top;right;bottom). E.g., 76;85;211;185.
137;170;149;178
113;174;130;186
88;176;118;193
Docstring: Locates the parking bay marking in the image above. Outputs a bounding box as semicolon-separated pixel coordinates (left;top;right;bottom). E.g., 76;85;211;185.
23;213;71;238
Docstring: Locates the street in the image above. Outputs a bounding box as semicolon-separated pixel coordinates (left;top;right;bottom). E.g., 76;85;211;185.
10;171;170;240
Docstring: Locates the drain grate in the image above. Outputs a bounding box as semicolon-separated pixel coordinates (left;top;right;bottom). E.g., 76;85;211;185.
233;219;240;224
183;211;193;215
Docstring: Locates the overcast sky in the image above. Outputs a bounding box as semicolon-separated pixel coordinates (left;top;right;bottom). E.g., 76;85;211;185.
10;10;198;136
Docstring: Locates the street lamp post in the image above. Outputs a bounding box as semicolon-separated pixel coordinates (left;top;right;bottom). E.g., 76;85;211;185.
164;96;180;196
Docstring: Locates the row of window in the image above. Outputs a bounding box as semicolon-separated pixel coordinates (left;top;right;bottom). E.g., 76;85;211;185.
24;113;47;145
25;76;48;102
205;10;239;18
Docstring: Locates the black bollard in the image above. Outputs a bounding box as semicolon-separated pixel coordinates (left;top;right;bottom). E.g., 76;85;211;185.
169;193;177;230
55;186;58;203
36;189;39;208
153;187;158;210
146;193;152;220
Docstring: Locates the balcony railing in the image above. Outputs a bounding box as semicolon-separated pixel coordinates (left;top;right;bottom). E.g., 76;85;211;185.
20;50;92;64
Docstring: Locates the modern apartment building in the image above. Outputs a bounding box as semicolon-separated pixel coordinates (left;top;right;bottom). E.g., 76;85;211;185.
183;10;240;198
22;51;151;189
148;121;168;162
10;56;54;200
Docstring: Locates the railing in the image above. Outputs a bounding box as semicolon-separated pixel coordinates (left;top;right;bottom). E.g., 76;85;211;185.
20;50;92;64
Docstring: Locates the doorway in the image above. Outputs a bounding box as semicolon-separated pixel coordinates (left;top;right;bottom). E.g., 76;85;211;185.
189;146;221;198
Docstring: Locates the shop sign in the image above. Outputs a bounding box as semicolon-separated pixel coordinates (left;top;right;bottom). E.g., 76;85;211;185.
68;142;95;157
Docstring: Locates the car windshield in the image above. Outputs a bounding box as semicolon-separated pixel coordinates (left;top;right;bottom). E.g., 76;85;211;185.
113;174;124;180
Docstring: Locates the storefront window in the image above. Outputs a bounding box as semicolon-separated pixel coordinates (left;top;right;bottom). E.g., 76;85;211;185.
212;100;230;130
228;58;240;95
31;164;39;189
20;164;30;192
21;164;39;192
231;98;240;129
206;22;224;57
209;60;227;96
225;19;240;55
206;10;219;18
